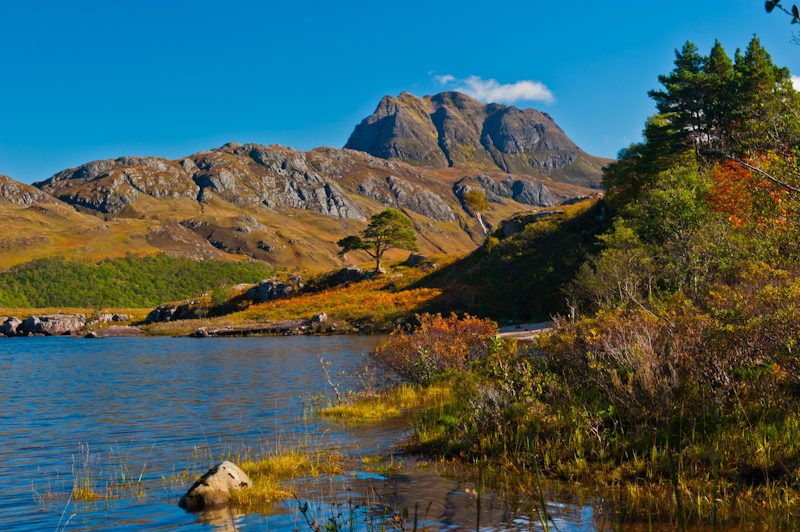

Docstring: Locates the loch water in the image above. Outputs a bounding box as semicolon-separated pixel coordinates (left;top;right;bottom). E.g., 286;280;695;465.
0;336;601;530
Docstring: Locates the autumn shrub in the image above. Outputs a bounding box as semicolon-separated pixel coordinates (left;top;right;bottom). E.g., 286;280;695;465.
544;304;718;420
371;313;497;384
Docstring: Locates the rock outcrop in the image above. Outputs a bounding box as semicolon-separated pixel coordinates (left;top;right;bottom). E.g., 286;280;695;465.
179;461;252;511
358;175;455;221
326;266;369;286
0;175;57;206
455;175;561;208
145;302;205;323
345;91;607;187
246;279;295;303
0;317;22;336
0;314;87;337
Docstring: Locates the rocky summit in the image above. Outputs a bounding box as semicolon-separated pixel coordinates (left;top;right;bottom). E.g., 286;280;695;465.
0;91;608;271
345;91;608;187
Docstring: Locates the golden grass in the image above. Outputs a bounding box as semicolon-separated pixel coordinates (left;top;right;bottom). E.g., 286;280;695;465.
238;269;440;325
228;449;343;510
144;263;450;336
320;383;453;423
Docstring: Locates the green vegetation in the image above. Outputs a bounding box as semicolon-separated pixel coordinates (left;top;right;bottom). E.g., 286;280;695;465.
338;209;418;272
320;383;453;423
0;254;273;308
419;201;605;322
346;36;800;527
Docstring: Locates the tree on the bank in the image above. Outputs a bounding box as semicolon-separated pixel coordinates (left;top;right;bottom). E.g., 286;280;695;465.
337;209;418;272
463;189;490;235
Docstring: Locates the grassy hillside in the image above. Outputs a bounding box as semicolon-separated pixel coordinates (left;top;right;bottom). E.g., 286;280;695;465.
0;255;273;308
418;200;606;322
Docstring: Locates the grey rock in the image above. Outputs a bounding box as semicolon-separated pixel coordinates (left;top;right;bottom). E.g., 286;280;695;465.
93;313;131;323
0;318;22;336
327;266;368;286
0;175;56;206
455;176;559;208
179;461;252;511
405;253;430;267
19;316;41;335
146;305;177;323
19;314;86;336
1;317;22;336
359;175;455;221
146;302;205;323
246;280;294;303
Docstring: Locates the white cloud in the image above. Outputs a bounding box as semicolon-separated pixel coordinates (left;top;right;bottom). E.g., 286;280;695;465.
434;74;555;105
792;75;800;91
434;74;456;85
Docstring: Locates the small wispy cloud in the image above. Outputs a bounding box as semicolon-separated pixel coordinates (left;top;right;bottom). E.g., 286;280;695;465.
792;75;800;91
434;74;554;104
434;74;456;85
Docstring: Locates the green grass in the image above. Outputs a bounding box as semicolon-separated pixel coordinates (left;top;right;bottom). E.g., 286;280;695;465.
0;254;273;308
320;383;453;423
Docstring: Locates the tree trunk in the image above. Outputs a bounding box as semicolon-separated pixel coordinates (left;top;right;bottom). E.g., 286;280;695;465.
476;212;488;236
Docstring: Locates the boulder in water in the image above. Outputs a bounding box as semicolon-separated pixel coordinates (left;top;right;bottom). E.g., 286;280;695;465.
179;461;252;511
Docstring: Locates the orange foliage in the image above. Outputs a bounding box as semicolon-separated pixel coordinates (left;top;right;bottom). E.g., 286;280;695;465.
708;156;791;229
372;313;498;383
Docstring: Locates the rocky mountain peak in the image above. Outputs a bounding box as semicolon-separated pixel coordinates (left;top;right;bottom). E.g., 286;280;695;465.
345;91;607;187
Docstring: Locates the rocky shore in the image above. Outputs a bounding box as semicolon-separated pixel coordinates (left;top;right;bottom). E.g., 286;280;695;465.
0;313;135;337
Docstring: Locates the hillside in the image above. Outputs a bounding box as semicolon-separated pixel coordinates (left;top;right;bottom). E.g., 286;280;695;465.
0;91;608;291
345;91;609;187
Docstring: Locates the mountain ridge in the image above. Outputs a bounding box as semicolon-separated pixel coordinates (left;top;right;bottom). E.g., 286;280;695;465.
0;91;608;271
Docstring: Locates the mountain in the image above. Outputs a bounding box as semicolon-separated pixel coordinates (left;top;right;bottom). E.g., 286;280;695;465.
0;91;607;273
345;91;608;187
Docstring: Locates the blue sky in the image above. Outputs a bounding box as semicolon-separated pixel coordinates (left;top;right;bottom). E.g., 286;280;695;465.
1;0;799;183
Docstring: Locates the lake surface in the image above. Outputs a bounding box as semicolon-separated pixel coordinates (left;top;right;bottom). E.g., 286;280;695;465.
0;336;601;530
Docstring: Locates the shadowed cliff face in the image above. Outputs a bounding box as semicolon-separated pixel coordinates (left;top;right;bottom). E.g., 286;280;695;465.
345;91;608;187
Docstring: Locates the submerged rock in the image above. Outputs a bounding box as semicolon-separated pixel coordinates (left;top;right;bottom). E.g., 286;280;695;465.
179;461;252;511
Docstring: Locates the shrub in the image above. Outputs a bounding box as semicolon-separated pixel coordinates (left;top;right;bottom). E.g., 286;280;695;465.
371;313;497;384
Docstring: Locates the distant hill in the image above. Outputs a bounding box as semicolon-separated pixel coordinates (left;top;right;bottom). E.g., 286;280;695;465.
345;91;609;187
0;91;608;276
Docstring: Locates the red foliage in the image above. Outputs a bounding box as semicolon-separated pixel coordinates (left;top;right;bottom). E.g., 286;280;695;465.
708;157;791;229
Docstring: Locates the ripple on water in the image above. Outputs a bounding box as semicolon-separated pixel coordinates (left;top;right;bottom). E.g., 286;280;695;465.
0;336;600;531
